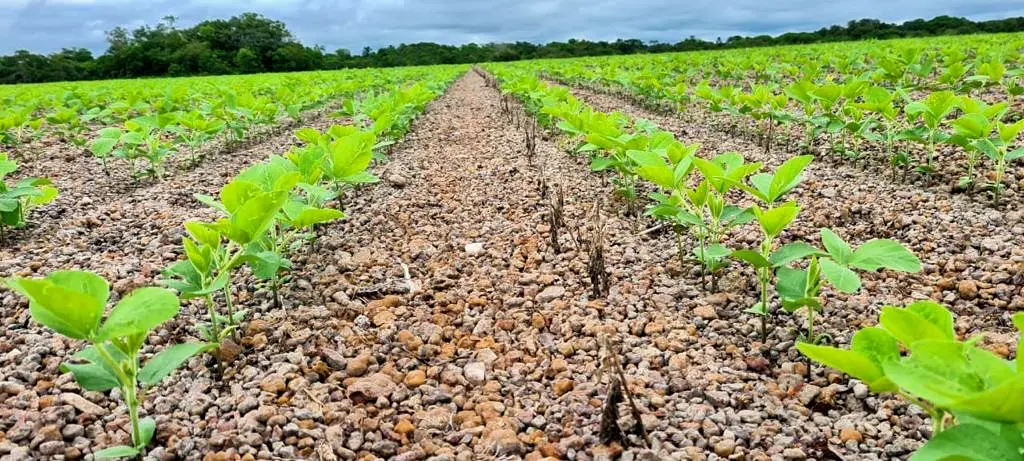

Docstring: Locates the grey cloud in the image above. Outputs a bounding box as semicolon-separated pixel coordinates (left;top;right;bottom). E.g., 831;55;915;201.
1;0;1023;55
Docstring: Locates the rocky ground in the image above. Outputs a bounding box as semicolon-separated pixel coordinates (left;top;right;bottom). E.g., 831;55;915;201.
0;70;1021;461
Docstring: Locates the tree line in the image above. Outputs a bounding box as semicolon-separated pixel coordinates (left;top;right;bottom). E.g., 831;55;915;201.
2;13;1022;85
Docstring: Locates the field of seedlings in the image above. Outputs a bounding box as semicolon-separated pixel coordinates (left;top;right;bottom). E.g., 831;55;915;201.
1;32;1023;461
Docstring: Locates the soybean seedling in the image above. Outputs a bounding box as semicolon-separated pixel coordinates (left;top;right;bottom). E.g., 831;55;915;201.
775;228;921;344
730;155;813;341
4;271;208;459
798;303;1024;459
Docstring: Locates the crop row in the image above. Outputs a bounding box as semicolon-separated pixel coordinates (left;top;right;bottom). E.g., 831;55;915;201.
525;33;1024;205
482;64;1024;459
1;66;461;458
1;66;458;179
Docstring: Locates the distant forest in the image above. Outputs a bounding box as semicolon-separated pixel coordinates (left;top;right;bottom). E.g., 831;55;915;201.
1;13;1022;84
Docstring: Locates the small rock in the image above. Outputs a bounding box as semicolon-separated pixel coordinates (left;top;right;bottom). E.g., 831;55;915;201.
373;311;396;327
853;383;869;399
386;173;409;188
552;379;574;396
260;375;287;394
404;370;426;387
38;441;64;456
694;305;717;320
796;384;821;406
840;427;862;443
465;242;484;256
464;362;486;386
536;286;566;303
483;428;524;455
958;280;978;300
395;419;415;437
347;373;398;402
347;355;370;377
714;440;736;457
783;448;807;459
61;393;108;416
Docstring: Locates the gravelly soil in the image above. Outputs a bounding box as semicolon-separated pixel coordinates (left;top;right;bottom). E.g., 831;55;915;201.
0;70;1021;461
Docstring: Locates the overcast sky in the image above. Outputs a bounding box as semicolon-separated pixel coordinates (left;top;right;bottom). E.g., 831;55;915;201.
1;0;1023;55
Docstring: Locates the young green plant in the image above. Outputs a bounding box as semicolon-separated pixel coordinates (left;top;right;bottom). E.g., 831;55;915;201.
4;271;208;459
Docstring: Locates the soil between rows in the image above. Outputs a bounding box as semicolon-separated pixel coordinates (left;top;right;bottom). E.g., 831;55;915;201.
0;70;1020;461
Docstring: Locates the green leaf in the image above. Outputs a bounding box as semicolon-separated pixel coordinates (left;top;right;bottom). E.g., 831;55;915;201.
139;343;209;386
769;241;821;267
1014;313;1024;371
820;257;862;293
755;202;799;237
628;149;676;189
798;326;900;392
60;350;120;391
3;271;108;340
731;249;770;268
700;243;732;260
219;179;262;214
776;266;809;302
910;423;1023;461
879;304;951;345
797;339;889;392
328;131;375;179
98;287;180;340
768;155;812;202
905;301;955;341
221;192;288;244
819;228;853;264
93;445;140;459
183;221;220;249
89;137;118;157
139;417;156;447
286;206;344;229
849;239;920;272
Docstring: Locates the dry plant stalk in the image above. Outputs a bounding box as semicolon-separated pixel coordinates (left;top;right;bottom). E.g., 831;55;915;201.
596;334;650;448
583;201;610;299
525;117;538;163
547;184;565;253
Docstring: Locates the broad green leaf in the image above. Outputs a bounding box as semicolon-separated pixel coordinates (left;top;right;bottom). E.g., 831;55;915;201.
223;192;288;244
819;228;853;264
797;342;891;392
139;343;209;386
849;239;920;272
219;179;262;214
139;417;156;447
769;241;821;267
59;345;122;391
61;362;119;391
98;287;180;340
731;249;770;268
755;202;799;237
184;221;220;249
776;266;808;301
820;257;862;293
768;155;812;202
879;305;950;345
905;301;955;341
910;423;1023;461
89;137;118;157
4;271;108;340
628;149;675;189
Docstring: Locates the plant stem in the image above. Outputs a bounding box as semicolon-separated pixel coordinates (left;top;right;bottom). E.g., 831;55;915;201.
92;343;143;450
